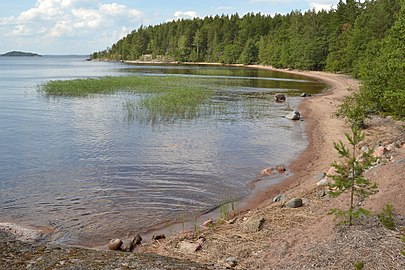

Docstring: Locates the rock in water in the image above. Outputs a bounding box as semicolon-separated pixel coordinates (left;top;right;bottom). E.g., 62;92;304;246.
108;239;123;251
284;198;303;208
274;93;286;102
285;111;300;120
277;166;286;173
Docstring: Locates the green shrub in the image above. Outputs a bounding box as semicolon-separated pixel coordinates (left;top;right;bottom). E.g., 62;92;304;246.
377;204;396;230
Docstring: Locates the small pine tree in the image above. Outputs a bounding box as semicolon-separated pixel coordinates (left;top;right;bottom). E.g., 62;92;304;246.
328;125;378;225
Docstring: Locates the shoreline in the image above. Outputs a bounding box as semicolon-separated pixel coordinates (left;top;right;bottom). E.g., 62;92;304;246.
242;65;357;207
0;63;354;245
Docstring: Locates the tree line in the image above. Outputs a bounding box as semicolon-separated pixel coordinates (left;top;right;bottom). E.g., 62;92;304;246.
92;0;404;119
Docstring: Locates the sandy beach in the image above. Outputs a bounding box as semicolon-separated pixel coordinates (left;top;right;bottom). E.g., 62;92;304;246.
138;65;405;269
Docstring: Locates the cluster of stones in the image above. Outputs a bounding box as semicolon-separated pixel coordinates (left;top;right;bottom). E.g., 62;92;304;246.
315;140;404;197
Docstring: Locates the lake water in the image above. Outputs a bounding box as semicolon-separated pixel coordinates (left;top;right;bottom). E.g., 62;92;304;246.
0;56;324;245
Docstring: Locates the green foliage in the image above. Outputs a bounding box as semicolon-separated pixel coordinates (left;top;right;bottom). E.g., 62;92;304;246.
91;0;403;119
354;261;365;270
328;125;377;226
377;204;396;230
336;90;367;127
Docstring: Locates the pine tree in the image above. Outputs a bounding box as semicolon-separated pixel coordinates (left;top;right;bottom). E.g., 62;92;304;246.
328;125;377;226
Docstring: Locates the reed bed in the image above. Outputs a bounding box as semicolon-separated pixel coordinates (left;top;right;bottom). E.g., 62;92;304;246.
41;75;278;125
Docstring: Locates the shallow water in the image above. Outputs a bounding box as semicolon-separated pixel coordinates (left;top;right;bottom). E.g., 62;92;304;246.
0;56;324;245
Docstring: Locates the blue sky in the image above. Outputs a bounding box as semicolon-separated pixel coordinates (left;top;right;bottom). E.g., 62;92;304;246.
0;0;340;55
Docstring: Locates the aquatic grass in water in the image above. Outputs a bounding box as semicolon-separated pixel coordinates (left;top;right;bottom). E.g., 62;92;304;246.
40;74;296;124
41;75;224;97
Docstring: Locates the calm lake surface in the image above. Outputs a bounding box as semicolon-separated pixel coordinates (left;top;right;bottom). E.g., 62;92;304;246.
0;56;324;245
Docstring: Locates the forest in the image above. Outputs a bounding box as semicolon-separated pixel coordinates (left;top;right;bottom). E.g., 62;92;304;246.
92;0;404;119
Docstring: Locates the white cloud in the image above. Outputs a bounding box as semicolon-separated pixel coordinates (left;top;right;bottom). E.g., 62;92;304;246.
306;1;336;11
0;0;144;54
174;11;198;20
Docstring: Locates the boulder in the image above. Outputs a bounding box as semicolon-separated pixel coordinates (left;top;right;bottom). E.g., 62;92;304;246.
300;92;307;97
108;239;123;251
121;234;142;252
285;111;300;120
274;93;286;102
284;198;303;208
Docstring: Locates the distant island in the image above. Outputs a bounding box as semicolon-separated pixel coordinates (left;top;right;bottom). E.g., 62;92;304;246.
1;51;41;57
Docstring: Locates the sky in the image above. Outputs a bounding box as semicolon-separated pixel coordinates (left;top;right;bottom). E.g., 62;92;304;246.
0;0;342;55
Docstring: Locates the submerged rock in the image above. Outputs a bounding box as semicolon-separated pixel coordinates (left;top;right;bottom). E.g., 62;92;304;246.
274;93;286;102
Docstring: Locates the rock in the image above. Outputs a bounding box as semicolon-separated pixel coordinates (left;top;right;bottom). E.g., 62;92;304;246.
242;217;266;233
361;146;369;152
277;166;286;173
285;111;300;120
121;234;142;252
202;219;214;227
108;239;123;251
179;241;202;253
300;92;307;97
260;168;272;176
373;146;387;158
273;194;287;203
314;172;326;182
225;257;238;268
152;234;166;241
327;166;338;176
317;189;327;198
386;141;400;151
316;178;330;186
274;93;286;102
284;198;303;208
